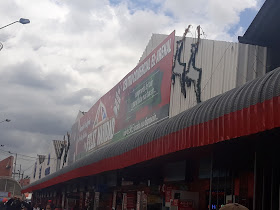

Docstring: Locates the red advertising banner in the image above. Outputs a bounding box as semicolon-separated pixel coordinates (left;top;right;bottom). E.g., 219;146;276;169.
69;31;175;162
178;200;194;210
165;190;172;203
127;192;136;209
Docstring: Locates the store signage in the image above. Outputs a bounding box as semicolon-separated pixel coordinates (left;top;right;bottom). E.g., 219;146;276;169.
178;200;194;210
69;31;175;162
127;192;136;209
165;188;172;203
121;180;133;186
172;199;179;206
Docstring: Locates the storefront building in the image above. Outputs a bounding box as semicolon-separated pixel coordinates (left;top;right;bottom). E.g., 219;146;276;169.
23;1;280;209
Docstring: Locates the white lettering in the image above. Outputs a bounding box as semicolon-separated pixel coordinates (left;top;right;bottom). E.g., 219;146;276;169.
84;118;115;152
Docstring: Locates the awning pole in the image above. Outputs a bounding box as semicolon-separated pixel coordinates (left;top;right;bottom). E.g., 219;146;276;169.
279;183;280;210
209;152;213;210
271;168;274;210
262;168;265;210
224;168;227;205
217;168;219;208
231;169;234;203
253;151;257;210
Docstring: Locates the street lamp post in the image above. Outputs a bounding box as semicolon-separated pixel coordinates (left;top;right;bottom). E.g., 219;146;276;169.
0;18;30;51
0;18;30;30
0;119;11;123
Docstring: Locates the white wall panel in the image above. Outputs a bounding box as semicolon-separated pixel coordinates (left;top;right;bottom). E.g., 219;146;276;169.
199;39;214;102
236;44;267;88
211;41;227;97
139;34;168;63
223;43;238;92
169;36;267;117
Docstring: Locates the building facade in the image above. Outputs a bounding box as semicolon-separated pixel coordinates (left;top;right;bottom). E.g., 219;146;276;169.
19;178;30;187
31;140;67;184
23;1;280;209
0;156;14;177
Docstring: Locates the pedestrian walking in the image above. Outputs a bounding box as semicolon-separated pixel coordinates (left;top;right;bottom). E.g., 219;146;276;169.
33;203;41;210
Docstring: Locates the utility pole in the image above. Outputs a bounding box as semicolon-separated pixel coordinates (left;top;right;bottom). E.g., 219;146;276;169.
13;153;17;179
19;164;21;181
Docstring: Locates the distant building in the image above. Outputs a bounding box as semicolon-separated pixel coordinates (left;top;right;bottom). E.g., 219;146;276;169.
31;139;67;183
19;178;30;187
0;156;14;177
0;177;21;198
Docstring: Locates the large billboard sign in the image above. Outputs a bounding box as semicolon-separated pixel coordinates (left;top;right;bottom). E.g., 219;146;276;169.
69;31;175;162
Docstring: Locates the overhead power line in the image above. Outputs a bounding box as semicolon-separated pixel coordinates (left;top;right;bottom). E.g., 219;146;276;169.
0;148;58;160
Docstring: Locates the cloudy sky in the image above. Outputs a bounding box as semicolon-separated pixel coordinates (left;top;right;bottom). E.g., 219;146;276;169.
0;0;264;177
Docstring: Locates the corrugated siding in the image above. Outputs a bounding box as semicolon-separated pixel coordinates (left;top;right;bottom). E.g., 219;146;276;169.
236;44;267;87
139;34;168;63
170;37;267;117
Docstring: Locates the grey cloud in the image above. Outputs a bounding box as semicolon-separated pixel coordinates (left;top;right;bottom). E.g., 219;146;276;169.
1;61;53;90
20;34;45;51
0;61;75;91
68;0;109;12
63;1;110;34
60;88;101;107
0;129;56;153
0;90;73;136
8;112;71;135
0;33;13;43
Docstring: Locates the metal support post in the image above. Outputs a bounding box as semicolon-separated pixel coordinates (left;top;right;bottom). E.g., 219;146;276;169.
231;170;234;203
209;153;213;210
253;151;257;210
224;168;227;205
271;168;274;210
13;153;17;179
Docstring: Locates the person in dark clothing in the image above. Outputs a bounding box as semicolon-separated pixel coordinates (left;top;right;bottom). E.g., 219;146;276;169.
0;201;6;210
21;201;32;210
45;204;52;210
5;197;32;210
46;200;54;210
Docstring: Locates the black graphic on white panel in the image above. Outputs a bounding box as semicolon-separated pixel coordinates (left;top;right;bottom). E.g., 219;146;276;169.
172;26;202;104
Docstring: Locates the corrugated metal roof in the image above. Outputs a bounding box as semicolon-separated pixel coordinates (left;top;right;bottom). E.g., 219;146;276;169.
23;67;280;193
